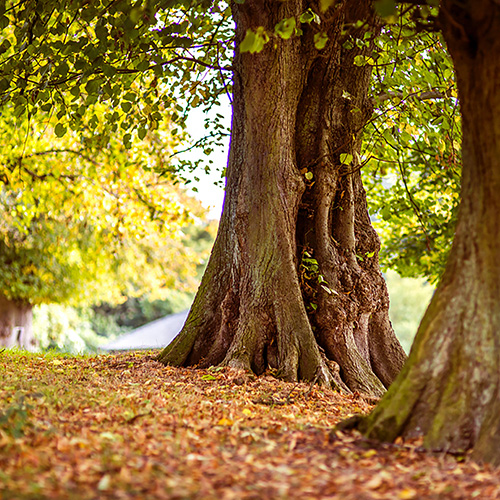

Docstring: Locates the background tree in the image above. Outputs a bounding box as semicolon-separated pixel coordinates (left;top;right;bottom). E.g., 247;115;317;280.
362;21;460;284
360;0;500;466
0;103;210;349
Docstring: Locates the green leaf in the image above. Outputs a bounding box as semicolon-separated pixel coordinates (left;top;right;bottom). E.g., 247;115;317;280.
123;92;136;102
339;153;353;164
138;127;147;140
135;60;150;71
275;17;296;40
95;25;108;42
121;101;132;113
300;9;320;24
0;39;11;54
0;78;9;92
353;55;366;66
240;28;269;53
314;32;328;50
383;128;395;145
54;123;67;137
123;133;132;149
201;374;217;381
129;7;143;24
305;171;313;180
380;206;392;221
101;65;116;78
85;79;100;94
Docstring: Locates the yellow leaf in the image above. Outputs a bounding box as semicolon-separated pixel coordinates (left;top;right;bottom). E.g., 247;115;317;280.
362;449;377;458
217;418;233;426
242;408;253;417
399;488;417;499
51;359;64;365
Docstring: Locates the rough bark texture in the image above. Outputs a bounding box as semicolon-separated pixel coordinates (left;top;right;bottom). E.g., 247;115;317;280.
0;294;35;350
361;0;500;464
158;0;406;396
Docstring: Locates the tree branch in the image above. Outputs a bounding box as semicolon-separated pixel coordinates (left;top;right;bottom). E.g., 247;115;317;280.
374;90;447;103
25;148;99;166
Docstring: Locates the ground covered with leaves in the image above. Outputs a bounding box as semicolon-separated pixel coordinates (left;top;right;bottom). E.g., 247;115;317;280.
1;351;500;499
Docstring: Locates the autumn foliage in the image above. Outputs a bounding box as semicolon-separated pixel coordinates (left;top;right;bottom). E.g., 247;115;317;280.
1;350;500;499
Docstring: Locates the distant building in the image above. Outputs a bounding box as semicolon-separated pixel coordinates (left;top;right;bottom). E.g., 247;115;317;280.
100;309;189;352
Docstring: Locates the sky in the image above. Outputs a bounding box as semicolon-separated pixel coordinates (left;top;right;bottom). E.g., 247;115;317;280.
183;98;232;219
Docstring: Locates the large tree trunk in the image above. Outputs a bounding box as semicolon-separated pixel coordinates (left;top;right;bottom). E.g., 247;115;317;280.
0;294;36;350
360;0;500;463
158;0;406;396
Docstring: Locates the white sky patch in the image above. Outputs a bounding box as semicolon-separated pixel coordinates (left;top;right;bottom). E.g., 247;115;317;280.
183;97;232;219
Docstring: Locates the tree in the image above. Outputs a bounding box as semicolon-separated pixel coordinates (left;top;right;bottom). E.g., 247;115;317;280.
0;0;412;394
157;0;409;395
0;103;209;349
360;0;500;465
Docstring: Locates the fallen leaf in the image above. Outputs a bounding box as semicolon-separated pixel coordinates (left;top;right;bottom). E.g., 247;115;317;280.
217;417;233;426
399;488;417;499
98;474;111;491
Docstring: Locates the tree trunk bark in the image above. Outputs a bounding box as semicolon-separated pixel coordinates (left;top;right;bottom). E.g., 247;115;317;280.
158;0;406;396
0;294;36;350
360;0;500;463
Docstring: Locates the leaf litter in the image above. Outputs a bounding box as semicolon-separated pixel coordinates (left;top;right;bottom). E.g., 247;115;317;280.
1;350;500;499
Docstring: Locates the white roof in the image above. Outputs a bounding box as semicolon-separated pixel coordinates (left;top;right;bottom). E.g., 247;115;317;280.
100;309;189;351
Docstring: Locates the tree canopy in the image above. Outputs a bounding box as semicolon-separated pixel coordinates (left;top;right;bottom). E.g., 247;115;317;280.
0;0;232;172
0;98;211;306
363;19;460;283
0;0;463;286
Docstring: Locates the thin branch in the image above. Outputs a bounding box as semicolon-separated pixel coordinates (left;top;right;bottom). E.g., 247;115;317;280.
14;162;77;183
24;148;100;166
169;132;230;158
28;55;232;89
374;90;447;103
217;42;233;105
396;156;432;252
